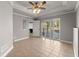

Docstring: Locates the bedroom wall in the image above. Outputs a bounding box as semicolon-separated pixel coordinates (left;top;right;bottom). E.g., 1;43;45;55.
0;2;13;56
40;12;76;43
13;13;32;41
60;12;76;43
13;12;41;41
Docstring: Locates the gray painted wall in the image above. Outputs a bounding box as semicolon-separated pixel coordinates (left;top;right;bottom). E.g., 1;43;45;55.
13;13;30;41
13;13;40;41
60;12;76;43
0;2;13;56
41;12;76;43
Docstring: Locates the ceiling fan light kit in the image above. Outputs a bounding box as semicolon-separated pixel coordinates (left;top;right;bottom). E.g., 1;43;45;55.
28;1;46;14
33;9;41;15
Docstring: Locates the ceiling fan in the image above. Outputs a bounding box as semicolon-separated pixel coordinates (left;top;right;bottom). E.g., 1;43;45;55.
28;1;46;14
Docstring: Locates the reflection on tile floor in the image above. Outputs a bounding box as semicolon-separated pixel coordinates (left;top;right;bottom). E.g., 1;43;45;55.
7;38;74;57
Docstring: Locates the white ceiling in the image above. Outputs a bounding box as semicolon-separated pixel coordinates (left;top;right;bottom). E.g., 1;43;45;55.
13;1;77;19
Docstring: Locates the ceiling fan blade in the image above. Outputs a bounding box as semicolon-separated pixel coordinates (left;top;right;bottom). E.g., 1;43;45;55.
42;1;46;5
38;1;46;8
35;2;38;5
28;1;46;11
29;2;34;6
39;7;46;9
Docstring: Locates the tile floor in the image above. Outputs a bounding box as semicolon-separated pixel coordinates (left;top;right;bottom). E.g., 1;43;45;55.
7;37;74;57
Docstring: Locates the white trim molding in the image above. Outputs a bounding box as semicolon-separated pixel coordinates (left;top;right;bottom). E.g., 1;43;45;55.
39;9;75;20
73;28;78;57
60;40;72;44
14;37;29;42
9;1;14;7
1;45;13;57
13;12;33;19
75;1;79;11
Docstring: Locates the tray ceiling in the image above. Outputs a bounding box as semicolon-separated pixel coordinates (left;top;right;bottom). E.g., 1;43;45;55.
13;1;77;19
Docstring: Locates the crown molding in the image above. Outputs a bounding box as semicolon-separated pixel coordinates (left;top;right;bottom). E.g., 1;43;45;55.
13;12;33;19
75;2;79;11
13;2;36;17
38;9;75;20
9;2;14;7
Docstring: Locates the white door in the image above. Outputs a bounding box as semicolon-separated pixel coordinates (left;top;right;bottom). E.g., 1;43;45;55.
33;21;40;37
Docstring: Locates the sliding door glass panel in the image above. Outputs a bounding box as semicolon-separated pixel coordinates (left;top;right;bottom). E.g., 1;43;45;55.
53;18;60;40
46;21;51;39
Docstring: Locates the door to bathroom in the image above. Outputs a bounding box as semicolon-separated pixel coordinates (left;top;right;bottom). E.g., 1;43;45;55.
41;18;60;40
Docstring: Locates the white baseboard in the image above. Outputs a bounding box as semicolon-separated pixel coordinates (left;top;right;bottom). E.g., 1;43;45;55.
73;47;78;57
1;45;13;57
14;37;29;42
60;40;72;44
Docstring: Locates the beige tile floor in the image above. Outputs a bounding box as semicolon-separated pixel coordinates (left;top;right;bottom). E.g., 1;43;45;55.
7;37;74;57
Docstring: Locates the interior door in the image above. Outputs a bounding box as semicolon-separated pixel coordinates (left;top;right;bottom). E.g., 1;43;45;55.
33;21;40;37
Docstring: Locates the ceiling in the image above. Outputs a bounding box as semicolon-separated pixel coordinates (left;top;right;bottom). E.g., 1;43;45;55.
13;1;77;19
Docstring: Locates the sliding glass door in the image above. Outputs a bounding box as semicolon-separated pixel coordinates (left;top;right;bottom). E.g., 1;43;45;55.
41;18;60;40
41;20;51;39
51;18;60;40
